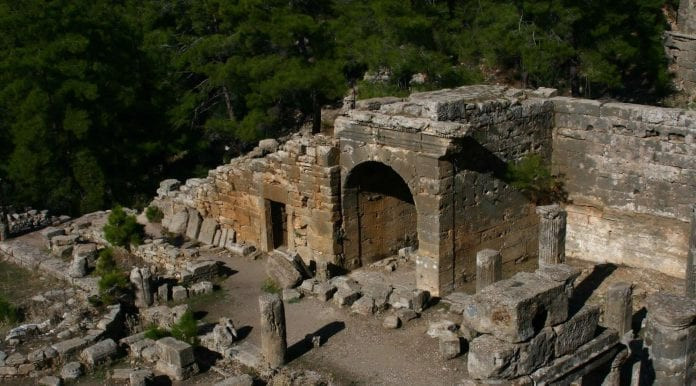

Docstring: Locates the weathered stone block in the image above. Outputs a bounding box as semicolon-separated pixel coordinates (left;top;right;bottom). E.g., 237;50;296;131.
168;210;189;235
383;315;401;329
462;272;568;343
155;337;199;381
334;289;361;307
61;361;83;380
468;328;555;379
80;339;117;366
38;375;63;386
198;218;218;245
351;296;375;315
172;286;188;301
185;209;202;240
190;281;214;296
553;305;599;357
52;337;88;358
439;333;461;359
312;282;337;301
266;252;303;289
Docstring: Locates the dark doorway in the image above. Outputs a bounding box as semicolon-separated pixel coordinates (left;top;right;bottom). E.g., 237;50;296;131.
343;162;417;267
269;200;288;249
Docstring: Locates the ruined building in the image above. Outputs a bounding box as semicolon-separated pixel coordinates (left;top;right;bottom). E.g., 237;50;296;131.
153;85;695;297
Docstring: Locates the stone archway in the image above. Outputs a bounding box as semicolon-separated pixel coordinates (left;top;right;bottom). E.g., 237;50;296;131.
342;161;418;268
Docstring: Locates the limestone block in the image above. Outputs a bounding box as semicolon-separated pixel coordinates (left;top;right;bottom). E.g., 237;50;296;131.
476;249;502;292
439;333;461;359
259;294;287;368
535;264;580;299
266;252;303;289
553;305;600;357
159;179;181;193
4;352;26;366
299;279;317;295
158;283;170;302
461;272;568;343
190;281;214;296
383;315;401;329
282;288;302;302
312;282;337;301
129;369;155;386
351;296;375;315
38;375;63;386
213;229;221;246
259;138;279;153
168;210;189;235
129;338;155;359
52;337;88;358
61;361;83;380
198;218;218;245
52;244;74;258
172;286;188;301
361;280;393;311
52;234;79;246
156;337;199;381
68;256;88;278
334;289;360;307
603;282;633;336
396;308;418;323
427;320;458;339
317;145;339;167
73;243;98;262
185;209;202;240
468;328;555;379
40;227;66;247
80;338;117;366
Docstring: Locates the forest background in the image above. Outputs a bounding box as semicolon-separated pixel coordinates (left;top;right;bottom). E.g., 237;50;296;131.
0;0;681;215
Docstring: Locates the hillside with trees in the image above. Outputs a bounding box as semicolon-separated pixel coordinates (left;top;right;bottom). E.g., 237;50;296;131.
0;0;677;215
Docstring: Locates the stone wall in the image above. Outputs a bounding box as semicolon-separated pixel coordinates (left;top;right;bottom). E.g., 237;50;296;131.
154;133;342;266
665;31;696;96
551;97;696;277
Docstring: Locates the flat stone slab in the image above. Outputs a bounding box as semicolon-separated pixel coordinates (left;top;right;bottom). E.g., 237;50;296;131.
462;271;568;343
52;337;88;357
645;292;696;327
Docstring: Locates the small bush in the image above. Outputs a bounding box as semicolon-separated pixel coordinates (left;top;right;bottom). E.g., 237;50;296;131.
171;310;198;345
103;206;145;248
261;278;281;294
98;270;130;305
504;154;567;205
0;295;21;325
145;206;164;223
144;325;171;340
95;247;117;277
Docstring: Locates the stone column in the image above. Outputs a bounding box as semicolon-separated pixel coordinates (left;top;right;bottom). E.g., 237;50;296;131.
259;293;287;368
316;261;330;282
644;292;696;385
686;204;696;298
476;249;502;292
604;282;633;336
129;267;154;308
536;204;567;267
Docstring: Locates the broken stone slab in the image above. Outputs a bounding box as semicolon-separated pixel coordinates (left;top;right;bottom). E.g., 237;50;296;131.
140;304;190;329
52;337;88;358
185;209;202;240
27;346;58;367
459;376;533;386
396;308;418;323
52;234;79;246
476;249;502;292
198;218;218;245
73;243;98;260
645;291;696;328
330;276;361;293
360;280;393;311
40;227;65;246
68;256;88;278
52;244;74;258
530;328;620;385
155;337;199;381
351;296;375;315
4;352;26;366
61;361;83;381
468;327;556;379
130;267;154;308
119;331;147;347
603;282;633;336
383;315;401;329
80;338;117;366
266;251;304;289
442;292;471;314
227;242;255;256
167;209;189;235
461;271;568;343
299;278;317;295
214;373;254;386
553;305;600;357
0;366;17;376
259;138;279;153
141;345;159;363
439;333;461;360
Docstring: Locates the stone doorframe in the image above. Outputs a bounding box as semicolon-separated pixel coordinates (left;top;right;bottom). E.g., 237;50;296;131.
338;126;459;296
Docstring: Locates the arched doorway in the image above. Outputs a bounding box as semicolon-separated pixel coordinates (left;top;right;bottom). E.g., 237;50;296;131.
342;161;418;268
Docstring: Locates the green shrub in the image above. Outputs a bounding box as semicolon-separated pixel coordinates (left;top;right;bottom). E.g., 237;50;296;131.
144;325;171;340
0;295;21;325
98;271;130;305
504;154;566;205
171;310;198;345
103;206;145;248
261;278;281;294
145;206;164;223
95;247;117;277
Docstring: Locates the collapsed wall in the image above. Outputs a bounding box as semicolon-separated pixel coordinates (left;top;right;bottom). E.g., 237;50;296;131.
153;133;342;266
551;98;696;277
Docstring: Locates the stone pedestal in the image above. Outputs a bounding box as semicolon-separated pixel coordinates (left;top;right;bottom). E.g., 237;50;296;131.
644;292;696;385
476;249;502;292
536;205;566;267
687;204;696;298
604;282;632;336
155;337;199;380
130;267;154;308
259;294;287;368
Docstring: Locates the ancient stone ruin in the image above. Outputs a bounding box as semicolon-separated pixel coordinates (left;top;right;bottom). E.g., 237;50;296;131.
0;84;694;385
